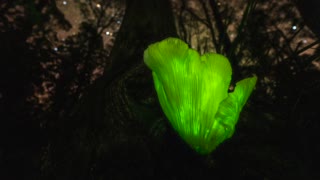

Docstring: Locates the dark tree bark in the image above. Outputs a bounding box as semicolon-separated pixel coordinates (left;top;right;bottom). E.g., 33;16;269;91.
43;0;192;179
295;0;320;37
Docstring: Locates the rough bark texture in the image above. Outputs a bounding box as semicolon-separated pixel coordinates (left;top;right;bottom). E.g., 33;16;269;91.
43;0;189;179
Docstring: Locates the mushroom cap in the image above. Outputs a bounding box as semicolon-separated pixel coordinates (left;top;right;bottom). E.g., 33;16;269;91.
144;38;257;154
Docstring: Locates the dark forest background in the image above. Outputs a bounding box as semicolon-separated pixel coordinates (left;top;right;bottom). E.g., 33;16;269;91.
1;0;320;179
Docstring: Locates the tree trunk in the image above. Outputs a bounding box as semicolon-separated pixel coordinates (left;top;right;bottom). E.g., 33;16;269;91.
44;0;183;179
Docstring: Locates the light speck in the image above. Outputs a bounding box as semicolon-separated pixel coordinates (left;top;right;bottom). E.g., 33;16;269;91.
54;47;58;51
62;1;67;5
96;3;101;8
106;31;110;35
292;25;297;30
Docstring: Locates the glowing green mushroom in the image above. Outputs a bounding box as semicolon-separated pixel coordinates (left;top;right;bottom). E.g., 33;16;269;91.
144;38;257;155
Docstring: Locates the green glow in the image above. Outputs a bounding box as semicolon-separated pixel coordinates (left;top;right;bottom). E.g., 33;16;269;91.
144;38;257;155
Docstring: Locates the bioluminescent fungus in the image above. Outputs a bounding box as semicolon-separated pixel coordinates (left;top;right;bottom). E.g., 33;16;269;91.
144;38;257;155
